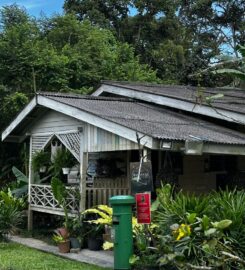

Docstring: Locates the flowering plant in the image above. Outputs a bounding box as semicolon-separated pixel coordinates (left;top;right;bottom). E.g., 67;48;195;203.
158;213;234;269
83;205;112;226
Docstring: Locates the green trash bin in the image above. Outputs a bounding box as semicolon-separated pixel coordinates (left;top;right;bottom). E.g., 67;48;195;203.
109;195;135;270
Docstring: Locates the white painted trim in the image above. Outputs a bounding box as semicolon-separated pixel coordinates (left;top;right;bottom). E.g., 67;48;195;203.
27;136;33;230
37;95;153;148
29;206;77;217
31;129;79;137
92;86;104;96
203;144;245;155
95;85;245;124
2;98;37;141
28;136;33;203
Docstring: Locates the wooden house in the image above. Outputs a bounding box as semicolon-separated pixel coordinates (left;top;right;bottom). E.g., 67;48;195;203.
2;84;245;229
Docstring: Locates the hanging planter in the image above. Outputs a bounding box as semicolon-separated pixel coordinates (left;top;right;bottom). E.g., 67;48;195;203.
51;148;77;176
62;167;70;175
32;150;50;173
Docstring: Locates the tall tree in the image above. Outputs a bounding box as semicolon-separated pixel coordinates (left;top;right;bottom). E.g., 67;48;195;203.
63;0;131;38
63;0;245;86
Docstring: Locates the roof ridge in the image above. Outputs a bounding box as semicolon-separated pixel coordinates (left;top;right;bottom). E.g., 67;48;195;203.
101;80;245;92
37;92;134;102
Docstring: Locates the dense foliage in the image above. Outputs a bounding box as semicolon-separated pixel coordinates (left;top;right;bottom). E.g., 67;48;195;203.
64;0;245;86
131;185;245;269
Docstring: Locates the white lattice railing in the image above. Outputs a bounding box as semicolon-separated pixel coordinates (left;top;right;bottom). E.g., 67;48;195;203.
30;184;80;213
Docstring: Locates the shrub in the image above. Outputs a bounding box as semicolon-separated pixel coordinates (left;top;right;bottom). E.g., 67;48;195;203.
0;191;24;240
210;188;245;255
157;215;244;269
149;185;245;269
153;184;211;233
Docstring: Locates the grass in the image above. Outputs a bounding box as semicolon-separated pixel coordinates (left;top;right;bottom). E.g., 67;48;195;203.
0;242;110;270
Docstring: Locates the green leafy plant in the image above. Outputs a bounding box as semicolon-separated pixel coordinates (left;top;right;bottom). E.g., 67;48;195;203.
83;205;113;226
50;148;77;176
148;185;245;269
11;166;49;197
0;191;24;240
157;215;238;269
0;190;26;211
52;231;68;243
51;177;69;229
210;188;245;255
153;184;211;234
66;215;85;239
32;150;50;172
130;222;159;269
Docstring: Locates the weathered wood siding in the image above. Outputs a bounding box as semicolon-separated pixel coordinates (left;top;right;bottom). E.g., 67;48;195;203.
29;111;138;153
30;110;83;135
86;124;138;152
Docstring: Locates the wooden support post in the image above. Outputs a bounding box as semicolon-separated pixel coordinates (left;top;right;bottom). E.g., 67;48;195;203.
27;136;33;231
27;205;33;231
79;125;88;211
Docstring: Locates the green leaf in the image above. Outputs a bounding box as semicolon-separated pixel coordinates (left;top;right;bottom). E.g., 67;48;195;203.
212;219;232;230
187;212;196;224
204;228;216;236
129;255;139;265
51;177;67;205
12;166;28;183
207;239;217;249
206;93;224;103
202;215;209;231
214;69;245;80
151;198;159;211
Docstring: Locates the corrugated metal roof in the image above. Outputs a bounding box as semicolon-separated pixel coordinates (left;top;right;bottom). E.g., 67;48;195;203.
39;92;245;145
101;81;245;115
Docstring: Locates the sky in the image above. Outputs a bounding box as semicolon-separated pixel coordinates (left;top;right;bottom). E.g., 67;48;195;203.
0;0;64;17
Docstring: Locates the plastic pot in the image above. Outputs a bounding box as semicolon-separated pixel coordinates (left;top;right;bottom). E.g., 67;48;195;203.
70;237;81;249
87;237;103;251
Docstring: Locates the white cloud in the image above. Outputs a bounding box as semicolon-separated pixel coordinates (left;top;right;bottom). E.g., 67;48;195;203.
0;0;44;10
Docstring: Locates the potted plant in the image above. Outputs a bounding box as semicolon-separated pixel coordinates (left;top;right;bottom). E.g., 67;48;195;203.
32;150;50;173
53;230;70;253
86;224;104;251
51;148;77;176
51;177;70;238
83;205;112;242
67;215;85;250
